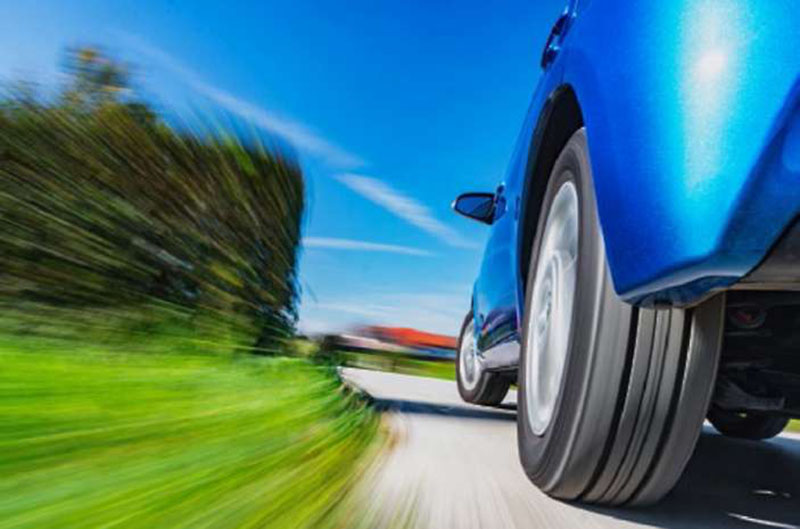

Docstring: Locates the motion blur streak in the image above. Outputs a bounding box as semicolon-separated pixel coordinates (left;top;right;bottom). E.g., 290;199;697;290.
336;174;475;249
117;32;366;169
0;350;379;529
346;369;800;529
0;47;381;528
304;236;433;256
0;46;303;351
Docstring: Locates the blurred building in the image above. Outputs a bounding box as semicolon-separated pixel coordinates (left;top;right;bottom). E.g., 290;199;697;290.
359;326;457;359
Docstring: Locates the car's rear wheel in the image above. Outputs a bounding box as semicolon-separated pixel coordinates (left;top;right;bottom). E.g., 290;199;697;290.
456;312;510;406
707;408;789;440
517;128;725;506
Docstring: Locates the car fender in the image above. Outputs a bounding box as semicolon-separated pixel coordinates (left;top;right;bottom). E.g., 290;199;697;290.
561;0;800;305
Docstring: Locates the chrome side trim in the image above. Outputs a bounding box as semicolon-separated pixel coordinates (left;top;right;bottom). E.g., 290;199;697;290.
479;339;520;370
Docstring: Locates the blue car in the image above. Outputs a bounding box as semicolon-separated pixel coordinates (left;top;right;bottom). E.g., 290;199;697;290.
452;0;800;506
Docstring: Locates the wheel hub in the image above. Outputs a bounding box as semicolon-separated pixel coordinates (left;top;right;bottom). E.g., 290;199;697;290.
459;320;482;391
525;180;579;436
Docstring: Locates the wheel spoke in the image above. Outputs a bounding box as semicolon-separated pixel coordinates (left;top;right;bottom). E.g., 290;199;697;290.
459;320;481;391
525;180;579;436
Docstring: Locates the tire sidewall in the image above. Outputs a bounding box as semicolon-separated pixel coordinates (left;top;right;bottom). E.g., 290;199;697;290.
456;312;483;402
518;129;605;486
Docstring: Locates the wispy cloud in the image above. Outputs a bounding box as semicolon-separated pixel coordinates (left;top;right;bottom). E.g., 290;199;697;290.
303;237;432;256
116;32;364;168
336;174;475;248
117;34;476;253
310;302;400;320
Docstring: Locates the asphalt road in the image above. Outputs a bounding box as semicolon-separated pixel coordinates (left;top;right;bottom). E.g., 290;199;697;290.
342;368;800;529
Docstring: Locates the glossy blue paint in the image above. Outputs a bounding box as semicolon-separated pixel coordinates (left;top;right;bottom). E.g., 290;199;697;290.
467;0;800;366
566;0;800;303
471;49;566;357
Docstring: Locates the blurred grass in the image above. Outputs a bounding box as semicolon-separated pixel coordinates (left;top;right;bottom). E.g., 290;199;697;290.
341;351;455;381
0;337;379;529
305;338;455;381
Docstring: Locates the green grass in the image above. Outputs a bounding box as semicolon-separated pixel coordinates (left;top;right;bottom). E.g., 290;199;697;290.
0;338;379;529
788;420;800;433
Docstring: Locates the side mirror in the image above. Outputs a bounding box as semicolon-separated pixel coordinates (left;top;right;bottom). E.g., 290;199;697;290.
452;192;495;224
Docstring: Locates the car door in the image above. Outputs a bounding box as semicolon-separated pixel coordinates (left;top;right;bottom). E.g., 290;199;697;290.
473;180;519;361
473;1;577;366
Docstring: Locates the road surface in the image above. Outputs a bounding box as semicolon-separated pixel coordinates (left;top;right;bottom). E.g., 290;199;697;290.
342;368;800;529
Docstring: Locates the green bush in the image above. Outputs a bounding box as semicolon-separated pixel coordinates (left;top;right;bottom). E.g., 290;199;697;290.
0;48;304;351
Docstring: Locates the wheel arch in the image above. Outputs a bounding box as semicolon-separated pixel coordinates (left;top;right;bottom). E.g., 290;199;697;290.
518;85;584;299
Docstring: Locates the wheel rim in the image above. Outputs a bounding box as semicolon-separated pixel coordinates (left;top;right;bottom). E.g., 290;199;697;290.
459;319;481;391
525;180;579;436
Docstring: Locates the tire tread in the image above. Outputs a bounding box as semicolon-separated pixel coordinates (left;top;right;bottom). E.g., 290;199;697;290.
517;128;724;507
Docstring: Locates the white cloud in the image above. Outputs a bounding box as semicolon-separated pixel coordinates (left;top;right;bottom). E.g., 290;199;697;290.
336;174;475;248
303;237;432;256
311;302;400;319
116;32;364;168
116;35;477;258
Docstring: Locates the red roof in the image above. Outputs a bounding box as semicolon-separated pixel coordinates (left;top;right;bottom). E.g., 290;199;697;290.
363;326;457;350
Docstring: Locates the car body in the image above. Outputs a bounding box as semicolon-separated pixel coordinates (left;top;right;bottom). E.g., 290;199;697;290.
468;0;800;370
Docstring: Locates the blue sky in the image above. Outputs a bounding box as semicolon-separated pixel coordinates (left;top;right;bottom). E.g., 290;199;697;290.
0;0;563;335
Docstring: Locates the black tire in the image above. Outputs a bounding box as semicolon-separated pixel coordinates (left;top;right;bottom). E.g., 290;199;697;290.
708;408;789;440
517;128;725;506
456;312;510;406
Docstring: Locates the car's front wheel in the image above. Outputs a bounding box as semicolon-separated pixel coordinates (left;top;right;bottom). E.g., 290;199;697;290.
517;128;725;506
456;313;510;406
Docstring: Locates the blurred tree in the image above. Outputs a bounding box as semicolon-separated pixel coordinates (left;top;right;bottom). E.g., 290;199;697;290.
0;46;304;352
61;46;129;109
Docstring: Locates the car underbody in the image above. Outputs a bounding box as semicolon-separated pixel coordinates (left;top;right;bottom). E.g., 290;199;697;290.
706;214;800;421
